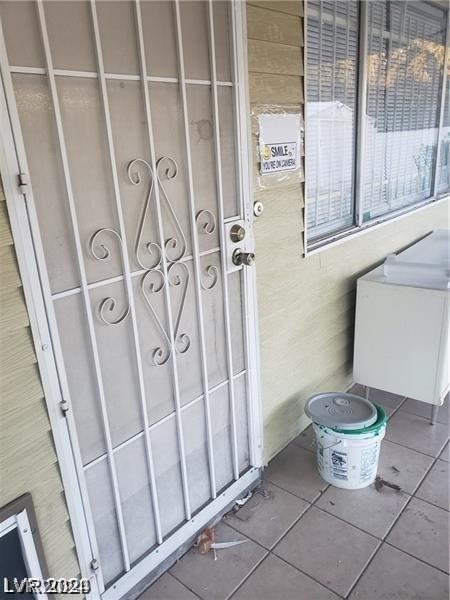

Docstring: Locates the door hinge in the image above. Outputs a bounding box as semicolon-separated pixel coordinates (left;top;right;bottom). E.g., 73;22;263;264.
60;400;70;416
90;558;99;572
18;172;30;194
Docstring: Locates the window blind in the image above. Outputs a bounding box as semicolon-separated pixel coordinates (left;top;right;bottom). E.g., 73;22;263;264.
363;0;446;219
306;0;359;238
438;66;449;193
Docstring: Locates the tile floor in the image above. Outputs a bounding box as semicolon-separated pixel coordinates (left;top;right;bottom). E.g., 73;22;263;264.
140;388;449;600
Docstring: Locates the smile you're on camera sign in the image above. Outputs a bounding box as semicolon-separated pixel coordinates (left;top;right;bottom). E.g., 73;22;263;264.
258;113;302;175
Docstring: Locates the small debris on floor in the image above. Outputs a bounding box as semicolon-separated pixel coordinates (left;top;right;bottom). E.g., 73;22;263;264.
234;490;253;508
375;476;401;493
391;465;400;474
194;527;249;560
329;500;335;506
195;528;215;554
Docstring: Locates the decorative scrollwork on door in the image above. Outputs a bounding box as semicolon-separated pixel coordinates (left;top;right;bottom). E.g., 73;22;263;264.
89;228;131;325
196;209;219;291
140;262;191;366
128;156;187;266
128;155;191;364
89;154;219;365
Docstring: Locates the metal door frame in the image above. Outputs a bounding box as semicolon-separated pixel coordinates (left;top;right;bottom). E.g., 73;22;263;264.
0;2;262;598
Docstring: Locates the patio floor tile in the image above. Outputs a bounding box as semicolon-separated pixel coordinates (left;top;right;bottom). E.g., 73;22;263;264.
385;411;448;457
387;497;449;573
292;424;316;453
399;395;449;425
316;483;410;539
350;543;449;600
415;459;449;510
169;523;267;600
366;387;406;416
225;482;309;549
139;573;199;600
273;506;379;597
231;553;340;600
264;443;328;502
377;439;434;494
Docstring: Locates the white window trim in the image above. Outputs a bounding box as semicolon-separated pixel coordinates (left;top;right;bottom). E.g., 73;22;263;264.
303;0;450;256
0;510;48;599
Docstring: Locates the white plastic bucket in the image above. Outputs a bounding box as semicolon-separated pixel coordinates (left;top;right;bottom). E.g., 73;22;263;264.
312;406;387;489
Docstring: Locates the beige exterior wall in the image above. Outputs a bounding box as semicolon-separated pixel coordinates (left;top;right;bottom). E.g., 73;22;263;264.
0;178;79;581
246;0;450;462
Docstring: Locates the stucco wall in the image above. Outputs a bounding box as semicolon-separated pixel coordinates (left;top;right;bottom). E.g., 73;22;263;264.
0;177;79;583
246;0;450;462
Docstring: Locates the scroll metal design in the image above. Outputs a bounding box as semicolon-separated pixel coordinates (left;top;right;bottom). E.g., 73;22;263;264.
140;263;191;366
90;154;218;367
89;228;131;325
129;156;191;365
128;156;187;267
195;209;219;290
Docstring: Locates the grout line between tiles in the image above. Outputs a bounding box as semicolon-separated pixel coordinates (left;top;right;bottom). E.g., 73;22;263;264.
224;550;270;600
166;572;203;600
345;449;446;597
268;546;352;600
414;491;450;513
382;436;449;460
224;497;312;552
383;540;450;576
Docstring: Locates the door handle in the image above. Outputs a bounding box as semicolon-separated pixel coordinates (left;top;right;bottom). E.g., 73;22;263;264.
232;248;255;267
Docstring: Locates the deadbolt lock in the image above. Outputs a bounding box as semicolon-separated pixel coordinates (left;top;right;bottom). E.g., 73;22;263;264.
230;224;246;243
232;249;255;267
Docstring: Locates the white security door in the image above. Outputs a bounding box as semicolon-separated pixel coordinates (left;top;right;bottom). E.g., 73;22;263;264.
0;2;261;597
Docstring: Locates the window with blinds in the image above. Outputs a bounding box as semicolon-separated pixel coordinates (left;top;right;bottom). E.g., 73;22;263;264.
305;0;449;245
438;67;450;193
306;0;359;237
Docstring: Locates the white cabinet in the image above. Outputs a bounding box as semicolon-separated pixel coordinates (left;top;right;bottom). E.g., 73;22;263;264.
353;230;449;408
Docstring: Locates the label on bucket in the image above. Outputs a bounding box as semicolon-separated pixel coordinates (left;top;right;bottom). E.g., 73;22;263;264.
360;445;378;482
331;450;348;480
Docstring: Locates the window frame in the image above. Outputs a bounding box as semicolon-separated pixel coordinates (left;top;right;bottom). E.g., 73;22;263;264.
303;0;450;255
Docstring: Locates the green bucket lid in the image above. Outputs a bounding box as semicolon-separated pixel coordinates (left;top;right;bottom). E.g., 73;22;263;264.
332;404;387;434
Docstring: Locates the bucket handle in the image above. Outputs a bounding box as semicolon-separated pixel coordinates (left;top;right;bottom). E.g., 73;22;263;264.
318;438;343;450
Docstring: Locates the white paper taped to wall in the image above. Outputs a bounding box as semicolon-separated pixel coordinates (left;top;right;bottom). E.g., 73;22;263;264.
258;113;302;175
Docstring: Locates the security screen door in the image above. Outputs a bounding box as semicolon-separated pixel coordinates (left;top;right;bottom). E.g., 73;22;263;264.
0;1;260;597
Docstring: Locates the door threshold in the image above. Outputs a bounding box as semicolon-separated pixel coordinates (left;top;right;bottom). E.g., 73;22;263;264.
102;468;261;600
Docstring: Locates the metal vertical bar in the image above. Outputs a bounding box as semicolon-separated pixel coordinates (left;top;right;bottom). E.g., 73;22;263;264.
401;14;412;200
228;0;262;469
314;0;323;227
418;19;433;196
326;1;337;223
173;0;238;484
394;4;407;201
228;0;245;219
432;10;449;198
134;0;192;519
35;0;131;572
383;1;395;209
407;18;420;199
303;0;309;253
339;0;351;219
355;0;369;226
207;0;240;480
89;0;163;545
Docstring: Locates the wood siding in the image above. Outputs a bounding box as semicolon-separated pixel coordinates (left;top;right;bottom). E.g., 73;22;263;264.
247;0;449;462
0;178;79;584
